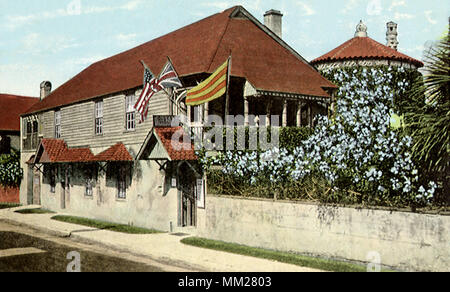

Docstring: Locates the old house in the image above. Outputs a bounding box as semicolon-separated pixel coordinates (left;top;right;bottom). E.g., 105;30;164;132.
20;6;336;232
0;93;38;203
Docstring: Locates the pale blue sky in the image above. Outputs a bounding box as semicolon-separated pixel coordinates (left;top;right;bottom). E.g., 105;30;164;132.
1;0;448;97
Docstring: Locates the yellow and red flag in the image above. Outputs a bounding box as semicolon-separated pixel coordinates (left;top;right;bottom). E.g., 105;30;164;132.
186;57;230;106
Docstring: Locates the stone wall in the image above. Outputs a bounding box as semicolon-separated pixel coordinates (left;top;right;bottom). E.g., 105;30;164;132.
196;195;449;272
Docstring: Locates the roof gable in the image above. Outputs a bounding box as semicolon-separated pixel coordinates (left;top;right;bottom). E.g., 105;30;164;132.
94;143;133;162
137;127;197;161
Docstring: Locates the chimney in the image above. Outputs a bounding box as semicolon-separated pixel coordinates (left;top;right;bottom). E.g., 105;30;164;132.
264;9;283;39
40;81;52;100
386;21;399;50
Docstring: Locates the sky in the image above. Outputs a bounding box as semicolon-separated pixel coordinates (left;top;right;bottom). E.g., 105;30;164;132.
1;0;449;97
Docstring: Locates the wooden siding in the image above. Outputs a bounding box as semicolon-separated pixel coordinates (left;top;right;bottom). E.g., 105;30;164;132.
41;110;55;138
40;90;170;153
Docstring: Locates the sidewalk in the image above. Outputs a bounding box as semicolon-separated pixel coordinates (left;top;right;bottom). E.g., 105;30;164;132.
0;205;322;272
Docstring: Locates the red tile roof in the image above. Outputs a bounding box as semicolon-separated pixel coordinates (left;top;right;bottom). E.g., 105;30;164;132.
0;94;39;131
154;127;197;161
94;143;133;162
35;139;133;163
311;36;424;68
37;139;95;163
24;6;336;115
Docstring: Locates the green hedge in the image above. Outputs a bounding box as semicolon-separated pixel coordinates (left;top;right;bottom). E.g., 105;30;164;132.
0;150;23;187
200;126;313;151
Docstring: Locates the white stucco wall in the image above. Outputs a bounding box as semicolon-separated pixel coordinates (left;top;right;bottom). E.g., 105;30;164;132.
38;159;179;232
197;195;450;272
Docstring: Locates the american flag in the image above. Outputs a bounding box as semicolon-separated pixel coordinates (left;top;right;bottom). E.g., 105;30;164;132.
135;59;183;123
135;63;158;122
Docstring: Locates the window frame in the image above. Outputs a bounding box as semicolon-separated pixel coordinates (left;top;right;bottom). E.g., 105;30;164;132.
95;100;104;136
50;166;57;194
117;164;127;200
125;95;136;131
54;110;61;139
85;176;93;197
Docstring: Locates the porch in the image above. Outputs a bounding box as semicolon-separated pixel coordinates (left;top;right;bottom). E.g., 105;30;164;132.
173;78;335;129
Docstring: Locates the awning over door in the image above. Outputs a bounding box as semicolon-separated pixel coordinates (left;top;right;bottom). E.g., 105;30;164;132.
137;127;197;162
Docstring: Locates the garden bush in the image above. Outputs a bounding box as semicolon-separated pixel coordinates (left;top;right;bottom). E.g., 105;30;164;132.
201;66;437;209
0;150;23;187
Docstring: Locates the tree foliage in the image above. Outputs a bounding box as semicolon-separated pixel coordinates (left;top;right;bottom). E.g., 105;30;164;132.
405;29;450;199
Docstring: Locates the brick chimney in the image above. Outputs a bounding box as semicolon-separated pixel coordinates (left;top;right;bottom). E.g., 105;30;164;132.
264;9;283;39
40;81;52;100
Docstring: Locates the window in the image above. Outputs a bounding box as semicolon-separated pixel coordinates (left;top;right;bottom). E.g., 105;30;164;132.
125;95;136;131
23;119;39;150
50;166;57;193
117;164;127;199
85;177;93;197
55;110;61;138
95;101;103;135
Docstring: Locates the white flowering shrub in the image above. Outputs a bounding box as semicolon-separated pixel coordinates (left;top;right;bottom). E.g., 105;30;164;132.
201;66;435;207
0;150;23;187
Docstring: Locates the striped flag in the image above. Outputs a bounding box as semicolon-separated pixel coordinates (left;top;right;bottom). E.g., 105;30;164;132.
135;59;183;123
186;58;230;106
158;58;183;89
135;62;158;122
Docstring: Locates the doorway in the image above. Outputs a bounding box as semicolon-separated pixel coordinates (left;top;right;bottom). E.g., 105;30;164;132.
60;166;70;209
177;162;200;227
32;167;41;205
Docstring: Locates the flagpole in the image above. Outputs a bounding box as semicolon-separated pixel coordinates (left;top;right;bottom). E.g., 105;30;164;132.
143;58;185;115
224;54;232;125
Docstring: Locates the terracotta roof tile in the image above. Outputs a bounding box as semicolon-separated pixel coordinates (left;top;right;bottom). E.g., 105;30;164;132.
62;147;96;163
39;139;69;162
0;94;39;131
94;143;133;162
154;127;197;161
37;139;96;163
24;6;335;115
311;36;424;68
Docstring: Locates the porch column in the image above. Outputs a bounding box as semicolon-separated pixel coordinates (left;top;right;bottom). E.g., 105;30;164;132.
296;102;303;127
244;96;249;127
187;105;192;126
204;102;209;125
265;101;272;127
307;103;312;128
282;99;288;127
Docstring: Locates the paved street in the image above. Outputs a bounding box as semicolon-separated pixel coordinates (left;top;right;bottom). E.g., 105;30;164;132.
0;220;187;272
0;206;321;272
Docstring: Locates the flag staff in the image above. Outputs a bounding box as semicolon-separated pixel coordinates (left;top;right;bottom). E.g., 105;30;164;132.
224;53;232;125
139;59;186;116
